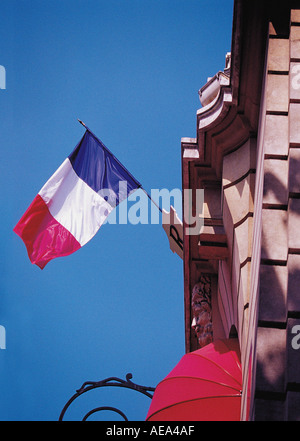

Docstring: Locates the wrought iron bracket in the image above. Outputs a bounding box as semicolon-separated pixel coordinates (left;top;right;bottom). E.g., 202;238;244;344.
59;373;155;421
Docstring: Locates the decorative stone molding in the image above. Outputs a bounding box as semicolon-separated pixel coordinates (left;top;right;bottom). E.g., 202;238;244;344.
182;0;300;422
191;275;213;348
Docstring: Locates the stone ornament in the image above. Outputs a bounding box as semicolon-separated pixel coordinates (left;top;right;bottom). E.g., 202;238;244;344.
191;275;213;348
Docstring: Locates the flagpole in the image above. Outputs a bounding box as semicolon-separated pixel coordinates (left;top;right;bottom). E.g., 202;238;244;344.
77;119;87;128
141;188;163;214
77;119;163;214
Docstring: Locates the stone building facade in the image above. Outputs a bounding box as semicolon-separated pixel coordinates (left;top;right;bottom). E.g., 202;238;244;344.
181;0;300;420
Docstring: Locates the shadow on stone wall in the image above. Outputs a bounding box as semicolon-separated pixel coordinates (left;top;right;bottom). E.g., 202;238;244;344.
254;168;300;420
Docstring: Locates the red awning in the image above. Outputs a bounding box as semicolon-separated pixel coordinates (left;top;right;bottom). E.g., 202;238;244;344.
146;339;242;421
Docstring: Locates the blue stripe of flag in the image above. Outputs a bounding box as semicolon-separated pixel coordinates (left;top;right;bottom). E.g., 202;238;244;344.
68;130;141;206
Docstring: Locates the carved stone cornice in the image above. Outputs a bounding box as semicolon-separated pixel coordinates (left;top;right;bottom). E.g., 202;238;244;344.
182;0;270;180
182;0;271;353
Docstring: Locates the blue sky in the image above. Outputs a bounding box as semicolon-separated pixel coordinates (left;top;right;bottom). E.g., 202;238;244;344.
0;0;233;421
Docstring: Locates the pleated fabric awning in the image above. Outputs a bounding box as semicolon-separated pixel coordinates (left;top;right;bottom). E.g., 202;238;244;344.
146;339;242;421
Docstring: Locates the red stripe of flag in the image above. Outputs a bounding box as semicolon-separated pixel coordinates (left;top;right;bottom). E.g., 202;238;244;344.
13;194;81;269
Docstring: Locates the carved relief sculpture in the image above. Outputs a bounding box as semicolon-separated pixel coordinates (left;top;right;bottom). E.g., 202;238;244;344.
191;275;213;348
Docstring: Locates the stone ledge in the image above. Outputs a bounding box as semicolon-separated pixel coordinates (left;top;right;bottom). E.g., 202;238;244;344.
261;209;288;262
289;148;300;195
223;174;254;226
256;326;287;394
291;25;300;60
254;397;286;421
288;198;300;251
263;158;289;206
266;74;289;113
264;114;289;157
268;38;290;72
290;103;300;145
223;139;256;187
259;264;288;322
287;318;300;384
288;254;300;312
287;390;300;421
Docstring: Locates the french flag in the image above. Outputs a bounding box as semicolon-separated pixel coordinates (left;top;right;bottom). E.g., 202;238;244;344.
14;125;141;269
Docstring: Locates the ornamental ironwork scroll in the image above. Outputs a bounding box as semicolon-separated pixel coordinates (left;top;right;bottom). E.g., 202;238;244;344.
191;274;213;348
59;373;155;421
